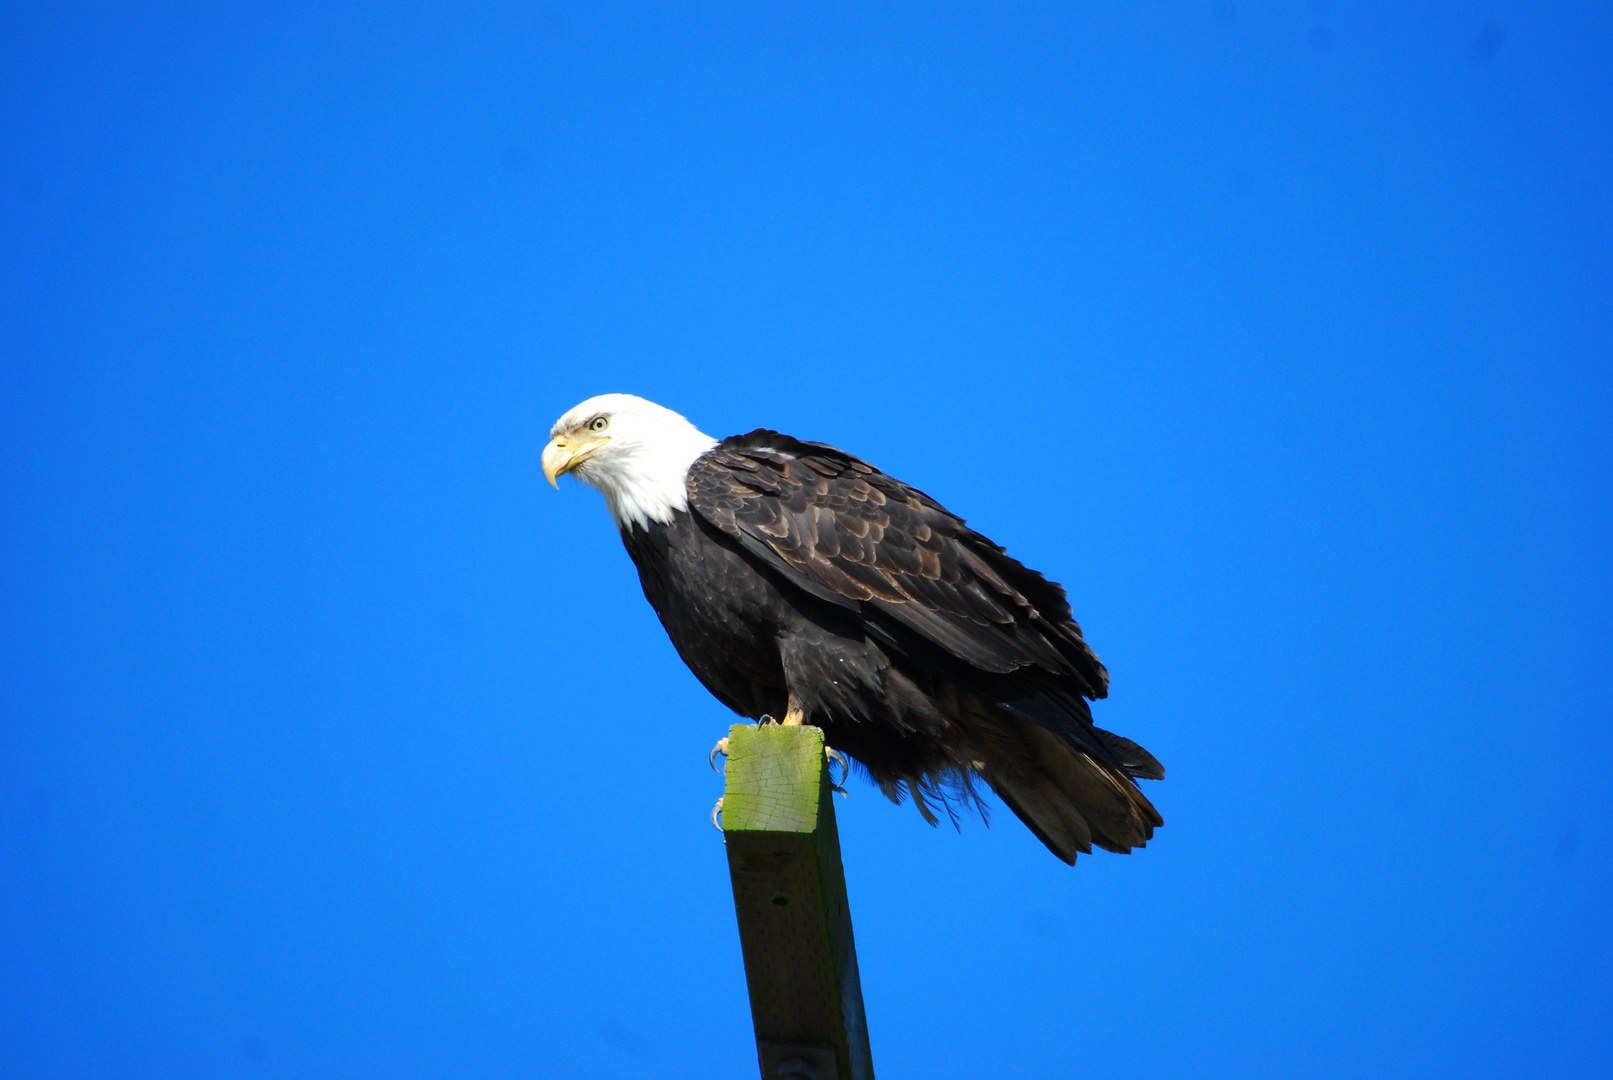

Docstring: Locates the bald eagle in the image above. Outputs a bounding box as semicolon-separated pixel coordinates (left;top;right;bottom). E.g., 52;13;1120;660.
543;394;1162;864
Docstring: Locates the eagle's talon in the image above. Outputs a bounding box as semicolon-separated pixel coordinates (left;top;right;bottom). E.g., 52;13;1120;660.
759;714;778;726
709;736;730;772
711;796;724;831
826;747;850;796
825;747;849;790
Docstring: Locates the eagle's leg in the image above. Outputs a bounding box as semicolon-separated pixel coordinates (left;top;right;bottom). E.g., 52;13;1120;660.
782;694;806;727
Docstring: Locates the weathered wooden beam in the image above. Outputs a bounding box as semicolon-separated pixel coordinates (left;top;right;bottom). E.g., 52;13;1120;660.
721;723;874;1080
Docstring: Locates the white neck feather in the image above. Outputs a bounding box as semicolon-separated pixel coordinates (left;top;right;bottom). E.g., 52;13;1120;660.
588;430;717;531
555;395;718;531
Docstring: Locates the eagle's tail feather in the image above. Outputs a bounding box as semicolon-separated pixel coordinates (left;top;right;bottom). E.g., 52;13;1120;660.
989;773;1093;865
863;681;1163;865
983;722;1161;863
933;683;1160;863
1094;727;1167;781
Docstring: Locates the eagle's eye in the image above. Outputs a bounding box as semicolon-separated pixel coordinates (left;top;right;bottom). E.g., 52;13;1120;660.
588;416;609;433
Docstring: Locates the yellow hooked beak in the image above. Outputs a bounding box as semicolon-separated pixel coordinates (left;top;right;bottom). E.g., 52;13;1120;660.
541;432;610;488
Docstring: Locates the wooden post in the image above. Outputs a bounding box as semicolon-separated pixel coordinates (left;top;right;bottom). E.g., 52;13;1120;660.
721;723;874;1080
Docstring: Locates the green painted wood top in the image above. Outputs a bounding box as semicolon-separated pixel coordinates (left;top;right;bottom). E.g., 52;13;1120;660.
722;724;826;834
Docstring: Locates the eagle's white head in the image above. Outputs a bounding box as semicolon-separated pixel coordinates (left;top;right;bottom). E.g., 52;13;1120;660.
543;394;718;531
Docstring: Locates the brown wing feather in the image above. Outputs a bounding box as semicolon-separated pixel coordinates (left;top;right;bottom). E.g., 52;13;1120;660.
686;429;1109;698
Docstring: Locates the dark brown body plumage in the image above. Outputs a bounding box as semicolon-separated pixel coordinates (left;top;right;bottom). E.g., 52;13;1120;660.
620;429;1162;864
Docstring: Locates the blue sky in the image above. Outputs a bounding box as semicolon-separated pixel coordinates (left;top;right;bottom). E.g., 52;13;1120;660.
2;3;1609;1078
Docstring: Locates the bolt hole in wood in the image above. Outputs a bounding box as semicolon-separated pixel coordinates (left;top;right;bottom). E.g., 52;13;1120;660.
771;893;791;906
